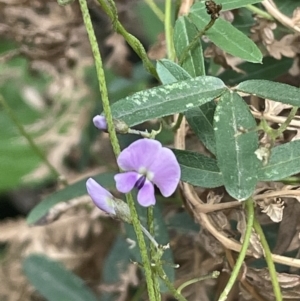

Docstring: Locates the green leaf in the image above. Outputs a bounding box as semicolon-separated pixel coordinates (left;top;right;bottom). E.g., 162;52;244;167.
191;0;263;12
156;59;191;85
235;80;300;106
0;57;49;192
219;56;293;86
27;172;116;225
189;5;262;63
101;236;132;301
110;76;226;126
23;254;98;301
174;16;205;77
156;60;216;153
172;149;223;188
214;91;259;200
185;101;216;154
259;140;300;181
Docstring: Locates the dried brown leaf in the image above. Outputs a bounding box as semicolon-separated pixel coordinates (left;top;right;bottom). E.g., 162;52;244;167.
266;34;296;60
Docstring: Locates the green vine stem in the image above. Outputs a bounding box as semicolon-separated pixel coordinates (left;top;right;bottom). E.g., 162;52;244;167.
179;17;215;65
258;106;298;147
171;113;184;132
280;176;300;184
273;106;298;138
165;0;176;60
177;271;220;294
0;94;66;185
77;0;157;300
147;206;161;301
147;206;155;255
144;0;165;22
253;217;283;301
96;0;159;80
156;265;188;301
245;4;274;21
218;198;254;301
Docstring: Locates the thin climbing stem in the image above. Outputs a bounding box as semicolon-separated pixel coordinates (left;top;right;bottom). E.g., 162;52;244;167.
177;271;220;294
147;206;161;301
253;217;283;301
144;0;165;22
245;4;274;21
97;0;158;79
78;1;157;300
179;18;215;65
274;106;298;137
156;265;188;301
165;0;176;60
218;198;254;301
171;113;184;132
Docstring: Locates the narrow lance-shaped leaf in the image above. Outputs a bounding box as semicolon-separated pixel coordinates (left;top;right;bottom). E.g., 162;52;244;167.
214;91;260;200
189;4;262;63
23;254;98;301
156;60;217;154
174;16;205;77
259;140;300;181
172;149;223;188
185;102;217;154
156;59;191;85
235;80;300;106
110;76;226;126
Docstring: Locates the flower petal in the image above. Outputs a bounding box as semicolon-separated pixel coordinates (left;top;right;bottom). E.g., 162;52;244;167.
150;147;180;197
93;115;107;130
117;139;162;172
86;178;115;214
137;180;156;207
114;171;139;193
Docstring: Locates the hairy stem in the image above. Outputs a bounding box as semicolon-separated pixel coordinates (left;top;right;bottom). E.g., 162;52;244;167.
97;0;158;79
156;265;188;301
78;0;157;299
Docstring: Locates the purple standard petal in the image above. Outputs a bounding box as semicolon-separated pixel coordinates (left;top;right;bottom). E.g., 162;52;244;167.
86;178;115;214
150;147;180;197
117;139;162;172
93;115;107;130
114;171;140;193
137;180;156;207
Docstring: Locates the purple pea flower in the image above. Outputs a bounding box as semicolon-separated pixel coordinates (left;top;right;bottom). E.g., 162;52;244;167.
86;178;115;214
93;115;129;133
114;139;181;207
86;178;132;223
93;115;107;130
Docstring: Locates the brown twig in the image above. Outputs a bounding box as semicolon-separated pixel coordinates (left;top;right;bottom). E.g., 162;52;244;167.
174;111;300;269
262;0;300;33
225;249;269;301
